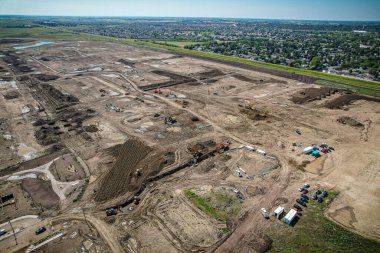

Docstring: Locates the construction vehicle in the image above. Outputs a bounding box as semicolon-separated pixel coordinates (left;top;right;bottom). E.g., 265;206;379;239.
260;208;269;219
106;208;117;216
164;116;177;125
215;142;231;153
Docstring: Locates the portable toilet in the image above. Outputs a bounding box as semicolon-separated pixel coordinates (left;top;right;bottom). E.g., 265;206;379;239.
312;150;320;157
284;209;298;225
273;206;284;219
303;146;313;154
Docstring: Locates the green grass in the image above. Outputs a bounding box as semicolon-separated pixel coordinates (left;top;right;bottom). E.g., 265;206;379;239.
73;177;89;202
184;189;240;221
151;40;207;48
2;25;379;97
268;191;380;253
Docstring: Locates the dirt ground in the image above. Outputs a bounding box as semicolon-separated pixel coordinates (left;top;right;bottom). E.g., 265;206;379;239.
0;181;38;223
21;178;59;209
0;39;379;252
48;153;85;182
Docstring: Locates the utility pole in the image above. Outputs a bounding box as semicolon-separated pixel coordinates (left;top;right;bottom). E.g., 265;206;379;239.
8;218;18;245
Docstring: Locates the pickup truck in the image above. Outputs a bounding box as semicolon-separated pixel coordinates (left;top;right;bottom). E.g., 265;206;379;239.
260;208;269;219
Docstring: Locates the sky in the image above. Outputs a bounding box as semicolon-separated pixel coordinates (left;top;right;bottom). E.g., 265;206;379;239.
0;0;379;21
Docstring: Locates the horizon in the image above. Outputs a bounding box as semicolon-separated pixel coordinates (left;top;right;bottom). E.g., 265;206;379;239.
1;14;380;23
0;0;379;22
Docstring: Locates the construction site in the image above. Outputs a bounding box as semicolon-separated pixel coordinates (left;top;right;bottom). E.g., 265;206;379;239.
0;39;379;253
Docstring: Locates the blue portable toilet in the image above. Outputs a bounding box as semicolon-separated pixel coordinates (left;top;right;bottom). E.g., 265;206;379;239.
312;150;320;157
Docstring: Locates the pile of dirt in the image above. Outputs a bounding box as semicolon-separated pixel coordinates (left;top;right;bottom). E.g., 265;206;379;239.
32;74;59;82
95;139;154;202
118;59;135;66
196;69;224;80
231;74;257;83
337;116;364;128
324;94;380;109
34;108;96;146
3;90;20;100
83;125;99;133
239;105;269;121
35;125;63;145
140;70;197;91
188;140;216;154
247;234;273;253
159;152;175;169
291;87;335;104
1;51;32;73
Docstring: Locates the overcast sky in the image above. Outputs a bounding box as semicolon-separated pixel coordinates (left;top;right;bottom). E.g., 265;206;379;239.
0;0;379;21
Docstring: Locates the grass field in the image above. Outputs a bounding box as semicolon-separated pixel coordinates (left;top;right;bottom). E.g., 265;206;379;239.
151;40;207;48
184;189;240;221
1;24;379;97
268;191;380;253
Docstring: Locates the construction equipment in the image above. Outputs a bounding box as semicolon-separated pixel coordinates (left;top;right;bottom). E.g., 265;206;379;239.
106;208;117;216
164;116;177;125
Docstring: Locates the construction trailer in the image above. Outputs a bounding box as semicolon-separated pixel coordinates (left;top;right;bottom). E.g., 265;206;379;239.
273;206;285;219
284;209;298;225
256;149;266;155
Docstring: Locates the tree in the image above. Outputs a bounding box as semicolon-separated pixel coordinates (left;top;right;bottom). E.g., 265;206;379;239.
309;56;322;70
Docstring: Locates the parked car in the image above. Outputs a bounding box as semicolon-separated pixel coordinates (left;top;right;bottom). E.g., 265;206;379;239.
303;183;310;188
301;189;309;194
301;194;309;199
300;197;309;203
298;187;305;192
293;204;303;211
260;208;269;219
312;194;318;200
296;199;307;207
0;229;6;236
316;189;322;195
318;197;324;203
321;191;328;197
35;227;46;235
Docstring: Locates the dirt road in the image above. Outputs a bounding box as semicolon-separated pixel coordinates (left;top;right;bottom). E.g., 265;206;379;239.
52;213;125;253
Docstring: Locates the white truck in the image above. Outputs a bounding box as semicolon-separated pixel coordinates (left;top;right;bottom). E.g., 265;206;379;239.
260;208;269;219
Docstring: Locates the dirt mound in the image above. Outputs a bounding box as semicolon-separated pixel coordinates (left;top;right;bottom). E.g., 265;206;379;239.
325;94;380;109
196;69;224;80
32;74;60;82
83;125;99;133
337;116;364;128
160;152;175;169
95;139;155;202
3;90;20;100
140;70;196;91
118;59;135;66
34;108;96;146
2;51;33;73
239;105;269;121
291;87;335;104
232;74;257;83
21;178;59;209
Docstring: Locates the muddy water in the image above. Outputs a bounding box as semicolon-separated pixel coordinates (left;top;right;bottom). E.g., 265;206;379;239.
14;41;54;50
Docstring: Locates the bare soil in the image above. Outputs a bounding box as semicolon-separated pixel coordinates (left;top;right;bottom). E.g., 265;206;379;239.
21;178;59;209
